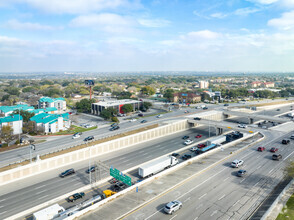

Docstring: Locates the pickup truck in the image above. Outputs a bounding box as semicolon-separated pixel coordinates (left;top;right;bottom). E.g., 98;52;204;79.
67;192;85;202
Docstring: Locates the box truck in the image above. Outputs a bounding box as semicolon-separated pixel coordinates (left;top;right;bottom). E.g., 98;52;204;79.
33;204;65;220
138;156;178;178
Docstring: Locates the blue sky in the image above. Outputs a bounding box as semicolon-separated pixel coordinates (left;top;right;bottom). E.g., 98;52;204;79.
0;0;294;72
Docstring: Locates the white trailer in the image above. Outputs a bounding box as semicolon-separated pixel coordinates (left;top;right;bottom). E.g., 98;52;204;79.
33;204;65;220
207;135;227;146
288;112;294;117
138;156;178;178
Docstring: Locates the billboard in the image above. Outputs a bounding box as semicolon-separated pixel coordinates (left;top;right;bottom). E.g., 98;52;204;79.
85;80;95;86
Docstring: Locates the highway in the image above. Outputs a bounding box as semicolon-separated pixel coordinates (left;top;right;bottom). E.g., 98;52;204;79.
98;129;293;220
0;125;218;219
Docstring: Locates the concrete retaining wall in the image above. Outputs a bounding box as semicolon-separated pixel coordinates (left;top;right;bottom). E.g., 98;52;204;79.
0;120;189;186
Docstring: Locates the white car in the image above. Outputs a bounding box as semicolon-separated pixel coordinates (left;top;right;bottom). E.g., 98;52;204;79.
184;139;193;145
238;124;247;128
129;118;137;122
164;200;182;214
231;159;244;168
72;132;81;139
156;114;163;118
190;146;198;152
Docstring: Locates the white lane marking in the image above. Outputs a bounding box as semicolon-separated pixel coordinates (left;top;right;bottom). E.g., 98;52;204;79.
211;210;218;216
194;217;198;220
170;214;177;220
36;190;47;195
120;156;127;160
218;194;225;200
253;182;260;187
256;165;261;170
35;184;46;189
37;195;48;200
232;200;240;207
142;153;148;156
268;168;274;174
284;151;294;161
198;193;207;200
0;206;3;208
125;163;133;167
0;211;7;215
240;178;246;183
0;199;5;202
256;155;260;159
184;197;191;202
223;177;229;182
123;159;130;163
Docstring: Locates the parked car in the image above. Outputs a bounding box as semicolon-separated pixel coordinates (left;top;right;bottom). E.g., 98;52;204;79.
72;132;82;139
184;139;193;145
282;139;290;145
67;192;85;202
257;147;265;152
195;134;202;138
272;154;282;161
237;169;246;177
86;165;97;173
164;200;182;214
197;143;206;148
270;147;278;153
110;125;120;131
182;136;189;140
84;124;93;128
231;160;244;168
290;134;294;140
171;153;180;158
60;168;75;178
194;117;201;120
138;113;144;117
84;136;94;141
182;154;192;160
224;104;229;106
141;120;147;123
184;110;189;113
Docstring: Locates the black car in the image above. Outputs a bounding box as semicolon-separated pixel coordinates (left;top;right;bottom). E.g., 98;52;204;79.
237;169;246;177
282;139;290;145
141;120;147;123
110;125;120;131
182;154;192;160
86;165;97;173
171;153;180;158
138;113;144;117
60;168;75;178
203;107;208;110
84;136;94;141
182;136;189;140
111;182;127;192
224;104;229;106
194;117;201;120
67;192;85;202
272;154;282;161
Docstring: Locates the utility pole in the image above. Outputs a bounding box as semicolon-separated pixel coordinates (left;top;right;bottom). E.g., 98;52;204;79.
30;144;36;163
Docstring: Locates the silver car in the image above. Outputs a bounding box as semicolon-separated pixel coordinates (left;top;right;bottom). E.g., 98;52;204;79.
164;200;182;214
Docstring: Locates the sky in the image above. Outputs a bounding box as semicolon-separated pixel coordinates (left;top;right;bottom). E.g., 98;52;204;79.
0;0;294;73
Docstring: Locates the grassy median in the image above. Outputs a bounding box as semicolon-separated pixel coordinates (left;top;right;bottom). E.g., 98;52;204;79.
276;193;294;220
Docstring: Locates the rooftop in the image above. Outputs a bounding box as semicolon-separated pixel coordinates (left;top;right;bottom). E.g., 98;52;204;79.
92;99;142;107
39;97;65;103
0;115;23;123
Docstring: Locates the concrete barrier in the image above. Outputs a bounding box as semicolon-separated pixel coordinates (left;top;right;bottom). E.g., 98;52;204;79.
0;120;189;186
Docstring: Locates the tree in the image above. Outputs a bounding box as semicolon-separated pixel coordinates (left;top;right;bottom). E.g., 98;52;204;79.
1;94;10;101
141;86;155;96
111;116;119;123
141;102;152;111
23;121;35;134
163;89;174;101
100;108;118;120
22;87;35;93
112;91;132;99
76;98;96;113
0;125;13;143
121;104;133;113
12;110;35;123
5;87;20;96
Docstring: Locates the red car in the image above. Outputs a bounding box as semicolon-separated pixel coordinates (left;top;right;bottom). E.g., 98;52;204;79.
270;147;278;153
195;134;202;138
257;147;265;152
198;144;206;148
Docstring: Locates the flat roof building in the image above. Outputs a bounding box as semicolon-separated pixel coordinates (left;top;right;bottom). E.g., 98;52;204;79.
92;99;142;116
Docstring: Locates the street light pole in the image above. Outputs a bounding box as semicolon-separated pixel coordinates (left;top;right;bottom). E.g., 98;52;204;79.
30;144;35;163
85;141;91;185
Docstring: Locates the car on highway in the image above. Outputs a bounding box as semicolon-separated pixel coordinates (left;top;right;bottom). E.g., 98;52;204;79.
291;134;294;140
184;110;189;113
231;159;244;168
84;124;93;128
182;135;189;140
197;143;206;148
156;114;163;118
111;182;127;192
171;153;180;158
238;124;247;128
184;139;193;145
276;109;280;111
203;107;208;110
86;165;97;173
224;104;229;106
182;154;192;160
272;154;282;161
282;139;290;145
195;134;202;138
270;147;278;153
129;118;137;122
164;200;182;215
72;132;82;139
111;123;118;127
195;106;201;109
110;125;120;131
138;113;144;117
237;169;246;177
257;147;265;152
190;146;198;152
140;120;147;123
60;168;75;178
194;117;201;120
67;192;85;202
84;136;94;141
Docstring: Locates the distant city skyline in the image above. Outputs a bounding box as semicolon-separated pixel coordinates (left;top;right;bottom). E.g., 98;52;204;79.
0;0;294;72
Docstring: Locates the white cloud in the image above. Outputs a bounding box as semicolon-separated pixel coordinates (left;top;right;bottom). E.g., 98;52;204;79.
138;19;170;27
184;30;221;39
247;0;279;4
210;12;228;19
0;0;140;14
268;10;294;30
5;19;59;31
234;7;261;16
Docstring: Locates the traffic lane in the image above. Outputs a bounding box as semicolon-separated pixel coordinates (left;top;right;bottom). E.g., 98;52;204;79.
0;127;214;218
123;132;291;220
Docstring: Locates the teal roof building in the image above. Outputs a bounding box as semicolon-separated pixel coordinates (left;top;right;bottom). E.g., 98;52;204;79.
38;96;66;112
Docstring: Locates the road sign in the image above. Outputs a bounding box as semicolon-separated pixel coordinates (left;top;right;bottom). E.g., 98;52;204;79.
110;167;132;186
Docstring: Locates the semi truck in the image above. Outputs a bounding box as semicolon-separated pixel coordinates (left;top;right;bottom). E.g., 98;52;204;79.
207;135;227;146
33;204;65;220
138;156;179;178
